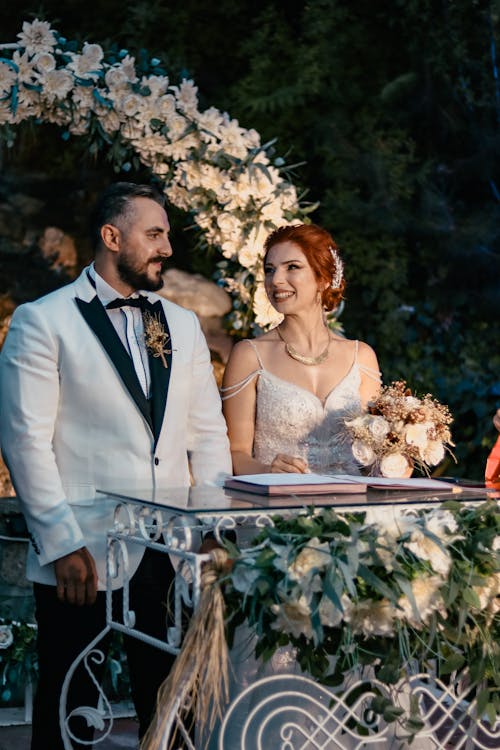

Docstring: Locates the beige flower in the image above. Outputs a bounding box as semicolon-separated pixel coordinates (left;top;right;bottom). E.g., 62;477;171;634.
0;62;17;95
422;440;445;465
289;538;331;580
175;79;199;116
405;422;431;449
343;598;395;637
253;282;283;328
407;532;452;577
121;94;143;117
472;572;500;613
425;509;459;538
105;67;131;91
318;595;346;628
379;453;410;478
40;69;74;101
17;19;56;55
396;575;444;627
12;51;39;83
119;55;138;83
271;595;313;639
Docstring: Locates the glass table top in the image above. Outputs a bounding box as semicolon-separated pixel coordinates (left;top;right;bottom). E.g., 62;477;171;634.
96;482;495;516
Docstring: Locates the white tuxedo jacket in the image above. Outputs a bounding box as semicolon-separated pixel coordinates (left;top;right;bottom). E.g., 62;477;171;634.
0;268;232;588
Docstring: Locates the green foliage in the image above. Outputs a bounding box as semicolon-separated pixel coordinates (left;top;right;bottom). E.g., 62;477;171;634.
0;619;37;705
0;619;130;707
223;500;500;739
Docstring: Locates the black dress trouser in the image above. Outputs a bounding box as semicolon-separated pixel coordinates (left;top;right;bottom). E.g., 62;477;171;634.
31;547;177;750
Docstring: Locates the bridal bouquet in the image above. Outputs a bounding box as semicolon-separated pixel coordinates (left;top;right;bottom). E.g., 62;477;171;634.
345;380;454;477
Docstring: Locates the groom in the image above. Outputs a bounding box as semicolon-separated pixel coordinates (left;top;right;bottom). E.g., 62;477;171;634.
0;182;232;749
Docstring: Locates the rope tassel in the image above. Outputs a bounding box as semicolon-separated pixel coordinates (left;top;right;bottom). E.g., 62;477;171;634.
141;548;230;750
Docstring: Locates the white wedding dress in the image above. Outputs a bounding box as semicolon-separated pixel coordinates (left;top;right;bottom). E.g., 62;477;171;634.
208;340;381;748
224;338;380;475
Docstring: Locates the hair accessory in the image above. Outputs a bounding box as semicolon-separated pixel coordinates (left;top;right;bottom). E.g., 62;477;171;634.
329;246;344;289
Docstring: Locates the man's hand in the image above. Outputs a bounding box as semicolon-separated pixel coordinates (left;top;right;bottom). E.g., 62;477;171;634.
494;409;500;433
55;547;98;606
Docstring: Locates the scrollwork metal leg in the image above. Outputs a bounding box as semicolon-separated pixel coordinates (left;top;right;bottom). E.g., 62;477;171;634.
59;626;113;750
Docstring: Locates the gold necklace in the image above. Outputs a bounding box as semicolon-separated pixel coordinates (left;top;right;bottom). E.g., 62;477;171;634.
276;325;330;366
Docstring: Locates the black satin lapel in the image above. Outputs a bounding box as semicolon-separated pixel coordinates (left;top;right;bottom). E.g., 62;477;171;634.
146;300;172;444
75;296;153;432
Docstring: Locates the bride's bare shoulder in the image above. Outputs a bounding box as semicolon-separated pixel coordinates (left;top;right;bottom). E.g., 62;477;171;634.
226;332;278;374
331;335;379;366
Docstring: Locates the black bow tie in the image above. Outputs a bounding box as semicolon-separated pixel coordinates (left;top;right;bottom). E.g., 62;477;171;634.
106;295;149;311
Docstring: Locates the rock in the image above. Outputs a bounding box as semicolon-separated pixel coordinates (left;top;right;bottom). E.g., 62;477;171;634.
38;227;78;274
160;268;232;317
0;544;30;588
9;193;44;216
159;268;234;362
0;203;26;242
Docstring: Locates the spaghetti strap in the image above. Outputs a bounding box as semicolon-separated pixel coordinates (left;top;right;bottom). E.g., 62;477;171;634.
358;363;382;383
245;339;265;368
220;340;263;401
354;340;382;383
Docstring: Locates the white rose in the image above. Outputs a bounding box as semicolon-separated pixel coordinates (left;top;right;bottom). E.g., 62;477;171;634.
352;439;376;466
368;415;390;439
105;67;130;90
379;453;410;478
0;625;13;649
33;52;56;73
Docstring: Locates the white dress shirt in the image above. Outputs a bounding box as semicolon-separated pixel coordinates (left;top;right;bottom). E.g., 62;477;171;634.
89;264;151;397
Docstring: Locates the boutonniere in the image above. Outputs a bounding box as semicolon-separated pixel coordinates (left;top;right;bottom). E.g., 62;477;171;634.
143;311;172;368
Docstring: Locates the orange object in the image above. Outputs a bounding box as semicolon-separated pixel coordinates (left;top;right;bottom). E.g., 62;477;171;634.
485;436;500;488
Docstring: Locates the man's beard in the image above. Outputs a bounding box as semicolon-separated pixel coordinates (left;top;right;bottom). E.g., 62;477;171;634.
117;254;168;291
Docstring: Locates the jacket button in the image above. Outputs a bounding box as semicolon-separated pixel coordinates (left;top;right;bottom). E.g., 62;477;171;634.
154;457;159;466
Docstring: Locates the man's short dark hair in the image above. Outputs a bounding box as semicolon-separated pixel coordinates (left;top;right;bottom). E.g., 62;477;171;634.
90;182;167;251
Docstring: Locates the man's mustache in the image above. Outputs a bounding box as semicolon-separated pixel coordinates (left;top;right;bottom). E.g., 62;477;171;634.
150;256;169;271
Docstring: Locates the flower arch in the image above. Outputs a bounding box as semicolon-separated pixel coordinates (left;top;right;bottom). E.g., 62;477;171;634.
0;20;314;333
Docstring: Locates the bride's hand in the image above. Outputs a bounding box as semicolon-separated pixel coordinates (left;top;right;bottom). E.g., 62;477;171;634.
270;453;309;473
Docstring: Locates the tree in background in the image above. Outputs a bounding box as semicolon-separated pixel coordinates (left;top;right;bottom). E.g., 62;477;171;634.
0;0;499;477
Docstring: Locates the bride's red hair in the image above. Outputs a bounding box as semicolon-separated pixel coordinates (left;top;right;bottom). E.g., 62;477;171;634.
263;224;345;311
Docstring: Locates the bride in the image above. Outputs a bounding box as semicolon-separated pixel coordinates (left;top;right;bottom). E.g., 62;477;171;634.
205;224;383;748
221;222;381;476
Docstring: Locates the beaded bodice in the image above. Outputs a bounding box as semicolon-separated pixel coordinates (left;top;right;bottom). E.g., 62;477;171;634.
253;362;362;475
222;340;376;475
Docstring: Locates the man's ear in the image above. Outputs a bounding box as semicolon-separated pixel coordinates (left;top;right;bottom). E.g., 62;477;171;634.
100;223;121;253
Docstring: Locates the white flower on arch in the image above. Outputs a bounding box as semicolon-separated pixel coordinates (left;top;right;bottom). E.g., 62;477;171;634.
0;19;310;332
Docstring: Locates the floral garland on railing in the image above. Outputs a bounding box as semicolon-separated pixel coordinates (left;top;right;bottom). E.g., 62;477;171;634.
217;499;500;738
0;619;37;705
0;19;314;334
0;617;130;707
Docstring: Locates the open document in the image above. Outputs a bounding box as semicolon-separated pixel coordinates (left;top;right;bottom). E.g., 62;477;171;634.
224;473;460;496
